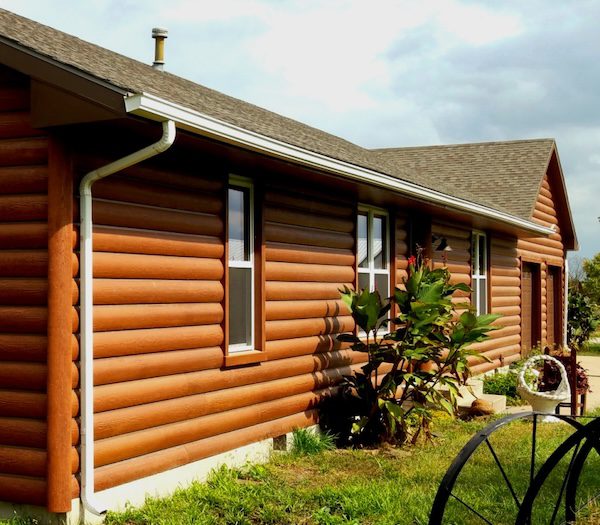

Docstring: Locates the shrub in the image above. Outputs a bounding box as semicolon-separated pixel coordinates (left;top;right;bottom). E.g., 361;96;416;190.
290;428;336;455
483;372;521;405
333;252;500;447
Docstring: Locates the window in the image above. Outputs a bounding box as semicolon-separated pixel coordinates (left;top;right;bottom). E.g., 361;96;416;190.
228;176;254;353
471;232;488;315
357;207;389;296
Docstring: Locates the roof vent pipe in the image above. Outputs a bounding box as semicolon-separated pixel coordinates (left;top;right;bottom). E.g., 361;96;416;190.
152;27;168;70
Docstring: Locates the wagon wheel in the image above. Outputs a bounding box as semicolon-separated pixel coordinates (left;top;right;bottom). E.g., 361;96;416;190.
516;415;600;524
429;412;595;525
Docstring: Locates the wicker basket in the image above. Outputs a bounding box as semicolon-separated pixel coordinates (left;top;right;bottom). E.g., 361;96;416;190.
517;355;571;421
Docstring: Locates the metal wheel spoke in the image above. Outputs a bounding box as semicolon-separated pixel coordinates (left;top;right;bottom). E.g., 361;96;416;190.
449;493;494;525
549;442;581;525
485;438;521;510
429;412;591;525
530;413;537;487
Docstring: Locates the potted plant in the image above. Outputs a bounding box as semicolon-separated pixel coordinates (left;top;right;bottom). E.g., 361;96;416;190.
517;355;571;421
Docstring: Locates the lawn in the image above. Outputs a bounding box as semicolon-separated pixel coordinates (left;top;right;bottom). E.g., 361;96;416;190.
3;413;600;525
580;331;600;356
102;413;599;525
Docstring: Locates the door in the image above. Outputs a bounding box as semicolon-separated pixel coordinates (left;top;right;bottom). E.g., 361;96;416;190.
546;266;562;348
521;262;541;353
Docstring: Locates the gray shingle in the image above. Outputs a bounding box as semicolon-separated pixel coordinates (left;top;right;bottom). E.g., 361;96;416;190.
0;8;554;222
374;140;555;219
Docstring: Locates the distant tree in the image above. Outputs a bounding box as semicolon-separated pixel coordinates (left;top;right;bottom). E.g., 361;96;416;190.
567;289;597;350
569;256;586;291
582;253;600;306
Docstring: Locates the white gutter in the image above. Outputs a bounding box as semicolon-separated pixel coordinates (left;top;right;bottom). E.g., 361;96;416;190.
125;92;555;237
79;120;176;515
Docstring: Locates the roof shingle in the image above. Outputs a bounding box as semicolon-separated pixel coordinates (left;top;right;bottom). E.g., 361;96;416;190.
373;140;555;220
0;8;556;223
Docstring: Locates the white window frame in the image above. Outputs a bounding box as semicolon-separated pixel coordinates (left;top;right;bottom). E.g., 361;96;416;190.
357;206;390;296
228;175;255;354
471;231;488;316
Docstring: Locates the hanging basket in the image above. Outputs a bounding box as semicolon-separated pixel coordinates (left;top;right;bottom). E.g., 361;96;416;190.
517;355;571;421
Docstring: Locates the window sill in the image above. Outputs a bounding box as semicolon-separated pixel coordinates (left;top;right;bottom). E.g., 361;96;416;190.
223;350;266;368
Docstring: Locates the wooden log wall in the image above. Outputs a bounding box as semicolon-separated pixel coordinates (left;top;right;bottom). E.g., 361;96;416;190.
395;215;409;286
517;173;565;349
470;236;522;374
71;155;363;492
430;224;524;374
0;67;79;507
431;222;471;309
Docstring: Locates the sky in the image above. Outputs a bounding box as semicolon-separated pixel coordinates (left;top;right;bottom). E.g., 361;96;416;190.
4;0;599;261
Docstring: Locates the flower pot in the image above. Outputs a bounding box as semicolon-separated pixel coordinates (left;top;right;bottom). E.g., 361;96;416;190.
517;355;571;423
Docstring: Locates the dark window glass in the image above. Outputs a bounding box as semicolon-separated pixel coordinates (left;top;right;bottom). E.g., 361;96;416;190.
358;272;370;292
478;235;486;276
478;279;488;316
229;266;252;346
375;273;389;297
373;215;386;269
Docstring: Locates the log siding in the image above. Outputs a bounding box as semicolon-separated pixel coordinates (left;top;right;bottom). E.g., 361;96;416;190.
517;174;565;349
0;67;75;508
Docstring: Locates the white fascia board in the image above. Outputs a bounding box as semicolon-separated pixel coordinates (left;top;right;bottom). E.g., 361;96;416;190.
125;92;554;237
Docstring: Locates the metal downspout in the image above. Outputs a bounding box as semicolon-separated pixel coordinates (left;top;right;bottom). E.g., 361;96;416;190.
79;120;176;515
564;258;569;348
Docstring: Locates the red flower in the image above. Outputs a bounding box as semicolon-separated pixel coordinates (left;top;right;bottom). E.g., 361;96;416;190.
408;255;417;266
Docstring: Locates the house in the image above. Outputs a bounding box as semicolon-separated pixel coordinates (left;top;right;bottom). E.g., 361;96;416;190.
0;8;577;523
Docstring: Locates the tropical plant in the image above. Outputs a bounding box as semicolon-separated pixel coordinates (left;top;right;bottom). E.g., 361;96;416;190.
334;252;500;446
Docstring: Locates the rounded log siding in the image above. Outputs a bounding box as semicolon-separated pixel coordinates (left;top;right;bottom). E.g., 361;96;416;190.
94;411;318;492
94;350;359;412
432;224;471;305
81;172;361;488
517;173;566;348
264;187;358;363
431;227;524;365
0;71;58;506
94;368;352;439
395;216;409;285
94;389;333;467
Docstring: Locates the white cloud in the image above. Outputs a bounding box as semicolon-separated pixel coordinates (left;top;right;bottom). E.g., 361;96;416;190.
1;0;598;258
434;1;523;46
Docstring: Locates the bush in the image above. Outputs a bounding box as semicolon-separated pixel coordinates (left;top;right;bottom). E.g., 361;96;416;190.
290;428;336;455
483;372;522;405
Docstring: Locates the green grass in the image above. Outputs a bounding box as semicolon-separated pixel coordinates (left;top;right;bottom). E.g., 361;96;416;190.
3;414;600;525
580;340;600;356
290;428;336;456
98;413;600;525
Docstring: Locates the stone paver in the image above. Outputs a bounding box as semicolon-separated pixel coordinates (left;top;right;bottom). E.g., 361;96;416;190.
576;355;600;411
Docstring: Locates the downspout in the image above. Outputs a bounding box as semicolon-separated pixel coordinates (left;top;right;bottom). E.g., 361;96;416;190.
80;120;176;515
564;258;569;348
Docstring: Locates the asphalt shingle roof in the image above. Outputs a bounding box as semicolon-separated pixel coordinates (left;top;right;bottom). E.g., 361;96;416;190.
373;139;556;220
0;8;555;223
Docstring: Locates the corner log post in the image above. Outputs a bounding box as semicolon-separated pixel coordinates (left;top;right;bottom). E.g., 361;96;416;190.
46;137;75;513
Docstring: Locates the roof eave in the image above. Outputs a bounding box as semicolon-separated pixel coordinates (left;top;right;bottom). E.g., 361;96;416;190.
548;145;579;251
125;92;554;237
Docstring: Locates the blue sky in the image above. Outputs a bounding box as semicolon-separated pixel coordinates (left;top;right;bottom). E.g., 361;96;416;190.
5;0;599;262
